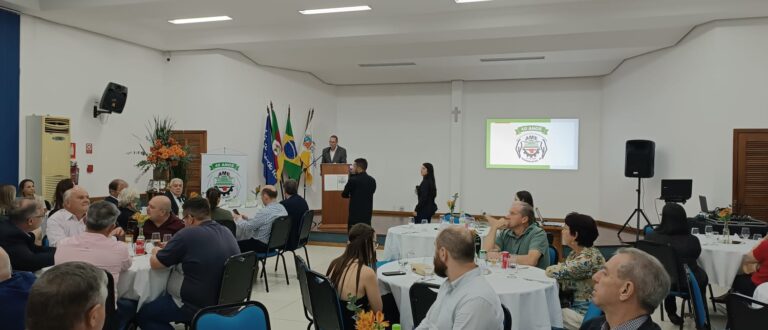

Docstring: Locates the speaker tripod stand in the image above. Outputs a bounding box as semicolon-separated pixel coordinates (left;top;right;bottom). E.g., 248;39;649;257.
617;177;653;242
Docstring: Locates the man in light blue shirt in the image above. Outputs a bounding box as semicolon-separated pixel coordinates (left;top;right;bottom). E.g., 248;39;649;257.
416;226;504;330
234;185;287;252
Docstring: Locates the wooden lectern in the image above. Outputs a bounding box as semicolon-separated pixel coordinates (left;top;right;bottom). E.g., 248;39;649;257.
321;163;351;231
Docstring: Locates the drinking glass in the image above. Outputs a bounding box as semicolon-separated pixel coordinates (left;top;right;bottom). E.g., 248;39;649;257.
704;225;714;238
487;248;500;268
422;258;434;280
151;232;161;244
398;251;409;271
163;234;172;243
741;228;751;240
509;255;518;275
421;219;429;225
753;234;763;241
691;228;700;235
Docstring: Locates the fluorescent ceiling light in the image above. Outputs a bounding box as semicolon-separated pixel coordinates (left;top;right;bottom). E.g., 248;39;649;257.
359;62;416;67
455;0;493;3
299;6;371;15
168;16;232;25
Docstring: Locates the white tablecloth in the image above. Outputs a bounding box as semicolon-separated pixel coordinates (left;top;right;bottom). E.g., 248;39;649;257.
117;253;171;308
377;259;563;330
382;223;489;261
696;234;760;288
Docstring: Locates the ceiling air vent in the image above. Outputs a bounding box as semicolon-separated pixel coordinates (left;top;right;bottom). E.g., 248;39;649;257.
480;56;545;62
358;62;416;67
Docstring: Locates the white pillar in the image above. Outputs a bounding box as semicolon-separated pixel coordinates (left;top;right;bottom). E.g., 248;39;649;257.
449;81;464;211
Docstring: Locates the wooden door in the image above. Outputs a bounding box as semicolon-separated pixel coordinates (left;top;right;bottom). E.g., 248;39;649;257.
733;129;768;222
171;130;207;196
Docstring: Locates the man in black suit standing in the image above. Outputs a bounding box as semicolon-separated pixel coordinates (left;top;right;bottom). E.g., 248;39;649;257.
342;158;376;231
105;179;128;206
163;178;186;216
280;179;309;249
321;135;347;164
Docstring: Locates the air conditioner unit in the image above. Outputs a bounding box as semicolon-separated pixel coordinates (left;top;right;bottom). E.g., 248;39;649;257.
26;116;71;203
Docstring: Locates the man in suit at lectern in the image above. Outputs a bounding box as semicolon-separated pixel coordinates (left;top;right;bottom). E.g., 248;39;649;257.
321;135;347;164
342;158;376;231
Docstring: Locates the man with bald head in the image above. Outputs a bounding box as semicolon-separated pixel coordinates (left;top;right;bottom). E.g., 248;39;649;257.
416;226;504;329
143;196;185;238
46;186;90;247
235;185;287;252
0;246;36;330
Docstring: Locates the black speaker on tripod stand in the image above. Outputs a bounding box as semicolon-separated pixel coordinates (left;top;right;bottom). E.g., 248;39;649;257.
618;140;655;242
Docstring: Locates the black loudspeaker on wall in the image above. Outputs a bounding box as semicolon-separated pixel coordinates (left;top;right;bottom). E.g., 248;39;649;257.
99;82;128;114
624;140;655;178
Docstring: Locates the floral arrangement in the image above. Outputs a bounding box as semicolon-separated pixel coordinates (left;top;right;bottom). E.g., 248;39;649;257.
131;212;150;237
131;116;191;174
718;207;732;221
346;295;389;330
447;193;459;214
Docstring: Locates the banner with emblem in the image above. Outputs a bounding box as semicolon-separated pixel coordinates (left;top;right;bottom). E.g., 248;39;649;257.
486;118;579;170
201;153;248;207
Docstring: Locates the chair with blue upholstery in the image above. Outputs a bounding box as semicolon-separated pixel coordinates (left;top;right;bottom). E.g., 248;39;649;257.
549;245;559;265
191;301;270;330
684;264;709;330
280;210;315;269
582;302;603;325
636;240;689;328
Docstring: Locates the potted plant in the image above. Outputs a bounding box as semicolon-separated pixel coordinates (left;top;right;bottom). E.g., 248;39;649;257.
130;116;191;192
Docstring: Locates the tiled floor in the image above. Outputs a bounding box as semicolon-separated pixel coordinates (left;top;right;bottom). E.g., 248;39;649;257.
224;244;728;330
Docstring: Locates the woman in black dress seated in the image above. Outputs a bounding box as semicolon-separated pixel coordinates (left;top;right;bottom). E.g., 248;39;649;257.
645;203;708;325
326;223;383;329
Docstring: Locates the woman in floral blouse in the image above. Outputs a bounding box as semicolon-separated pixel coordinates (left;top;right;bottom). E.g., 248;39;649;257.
545;212;606;329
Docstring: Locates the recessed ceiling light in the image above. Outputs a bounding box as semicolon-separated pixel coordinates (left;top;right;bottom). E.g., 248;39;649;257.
168;16;232;24
299;6;372;15
455;0;493;3
359;62;416;67
480;56;545;62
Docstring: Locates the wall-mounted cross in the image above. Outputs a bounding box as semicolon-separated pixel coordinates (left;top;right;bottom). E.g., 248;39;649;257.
451;106;461;123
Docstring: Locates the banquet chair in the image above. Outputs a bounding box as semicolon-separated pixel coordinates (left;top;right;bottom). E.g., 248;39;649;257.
683;264;710;330
280;210;314;269
636;240;690;328
214;220;237;238
305;269;345;330
501;304;512;330
218;251;257;305
254;216;292;292
726;292;768;330
294;255;314;330
191;301;270;330
409;282;440;327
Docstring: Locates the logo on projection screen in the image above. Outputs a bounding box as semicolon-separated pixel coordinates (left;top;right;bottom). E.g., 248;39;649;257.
514;125;549;162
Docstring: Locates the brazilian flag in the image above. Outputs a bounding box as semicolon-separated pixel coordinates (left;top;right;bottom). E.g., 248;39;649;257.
281;108;303;180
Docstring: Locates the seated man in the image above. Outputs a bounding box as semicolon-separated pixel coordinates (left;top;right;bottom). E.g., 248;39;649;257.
164;178;186;216
582;248;670;330
482;201;550;269
137;198;239;329
105;179;128;206
46;186;90;246
417;226;503;329
280;179;309;248
55;201;130;286
26;261;108;330
0;246;36;330
235;185;287;252
143;196;185;238
0;199;55;271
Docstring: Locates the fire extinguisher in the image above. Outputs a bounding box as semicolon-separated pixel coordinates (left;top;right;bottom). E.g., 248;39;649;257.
70;160;80;185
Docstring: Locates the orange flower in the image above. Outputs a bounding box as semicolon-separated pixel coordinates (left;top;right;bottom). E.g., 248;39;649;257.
354;310;389;330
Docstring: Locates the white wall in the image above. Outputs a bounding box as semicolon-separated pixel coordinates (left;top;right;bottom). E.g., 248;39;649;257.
601;18;768;225
19;17;337;208
19;16;166;197
337;84;452;212
336;79;602;218
463;79;603;218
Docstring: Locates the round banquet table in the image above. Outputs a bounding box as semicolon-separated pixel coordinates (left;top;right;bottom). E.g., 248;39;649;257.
117;252;172;308
695;234;761;288
382;223;489;261
377;259;563;330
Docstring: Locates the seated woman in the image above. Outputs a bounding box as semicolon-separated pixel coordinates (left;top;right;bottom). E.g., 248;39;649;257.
326;223;383;329
645;203;708;325
18;179;51;211
733;235;768;297
545;212;605;329
515;190;534;207
206;188;233;221
116;189;140;230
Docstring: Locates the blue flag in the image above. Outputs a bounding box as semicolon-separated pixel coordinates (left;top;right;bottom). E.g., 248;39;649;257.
262;111;277;185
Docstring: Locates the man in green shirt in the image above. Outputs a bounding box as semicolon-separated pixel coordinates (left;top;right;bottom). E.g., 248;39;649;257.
482;201;550;269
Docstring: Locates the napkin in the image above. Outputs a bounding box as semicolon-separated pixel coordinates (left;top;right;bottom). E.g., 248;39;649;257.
411;263;430;276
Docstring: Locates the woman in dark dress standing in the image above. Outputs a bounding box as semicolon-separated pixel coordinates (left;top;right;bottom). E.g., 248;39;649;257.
645;203;709;325
414;163;437;223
